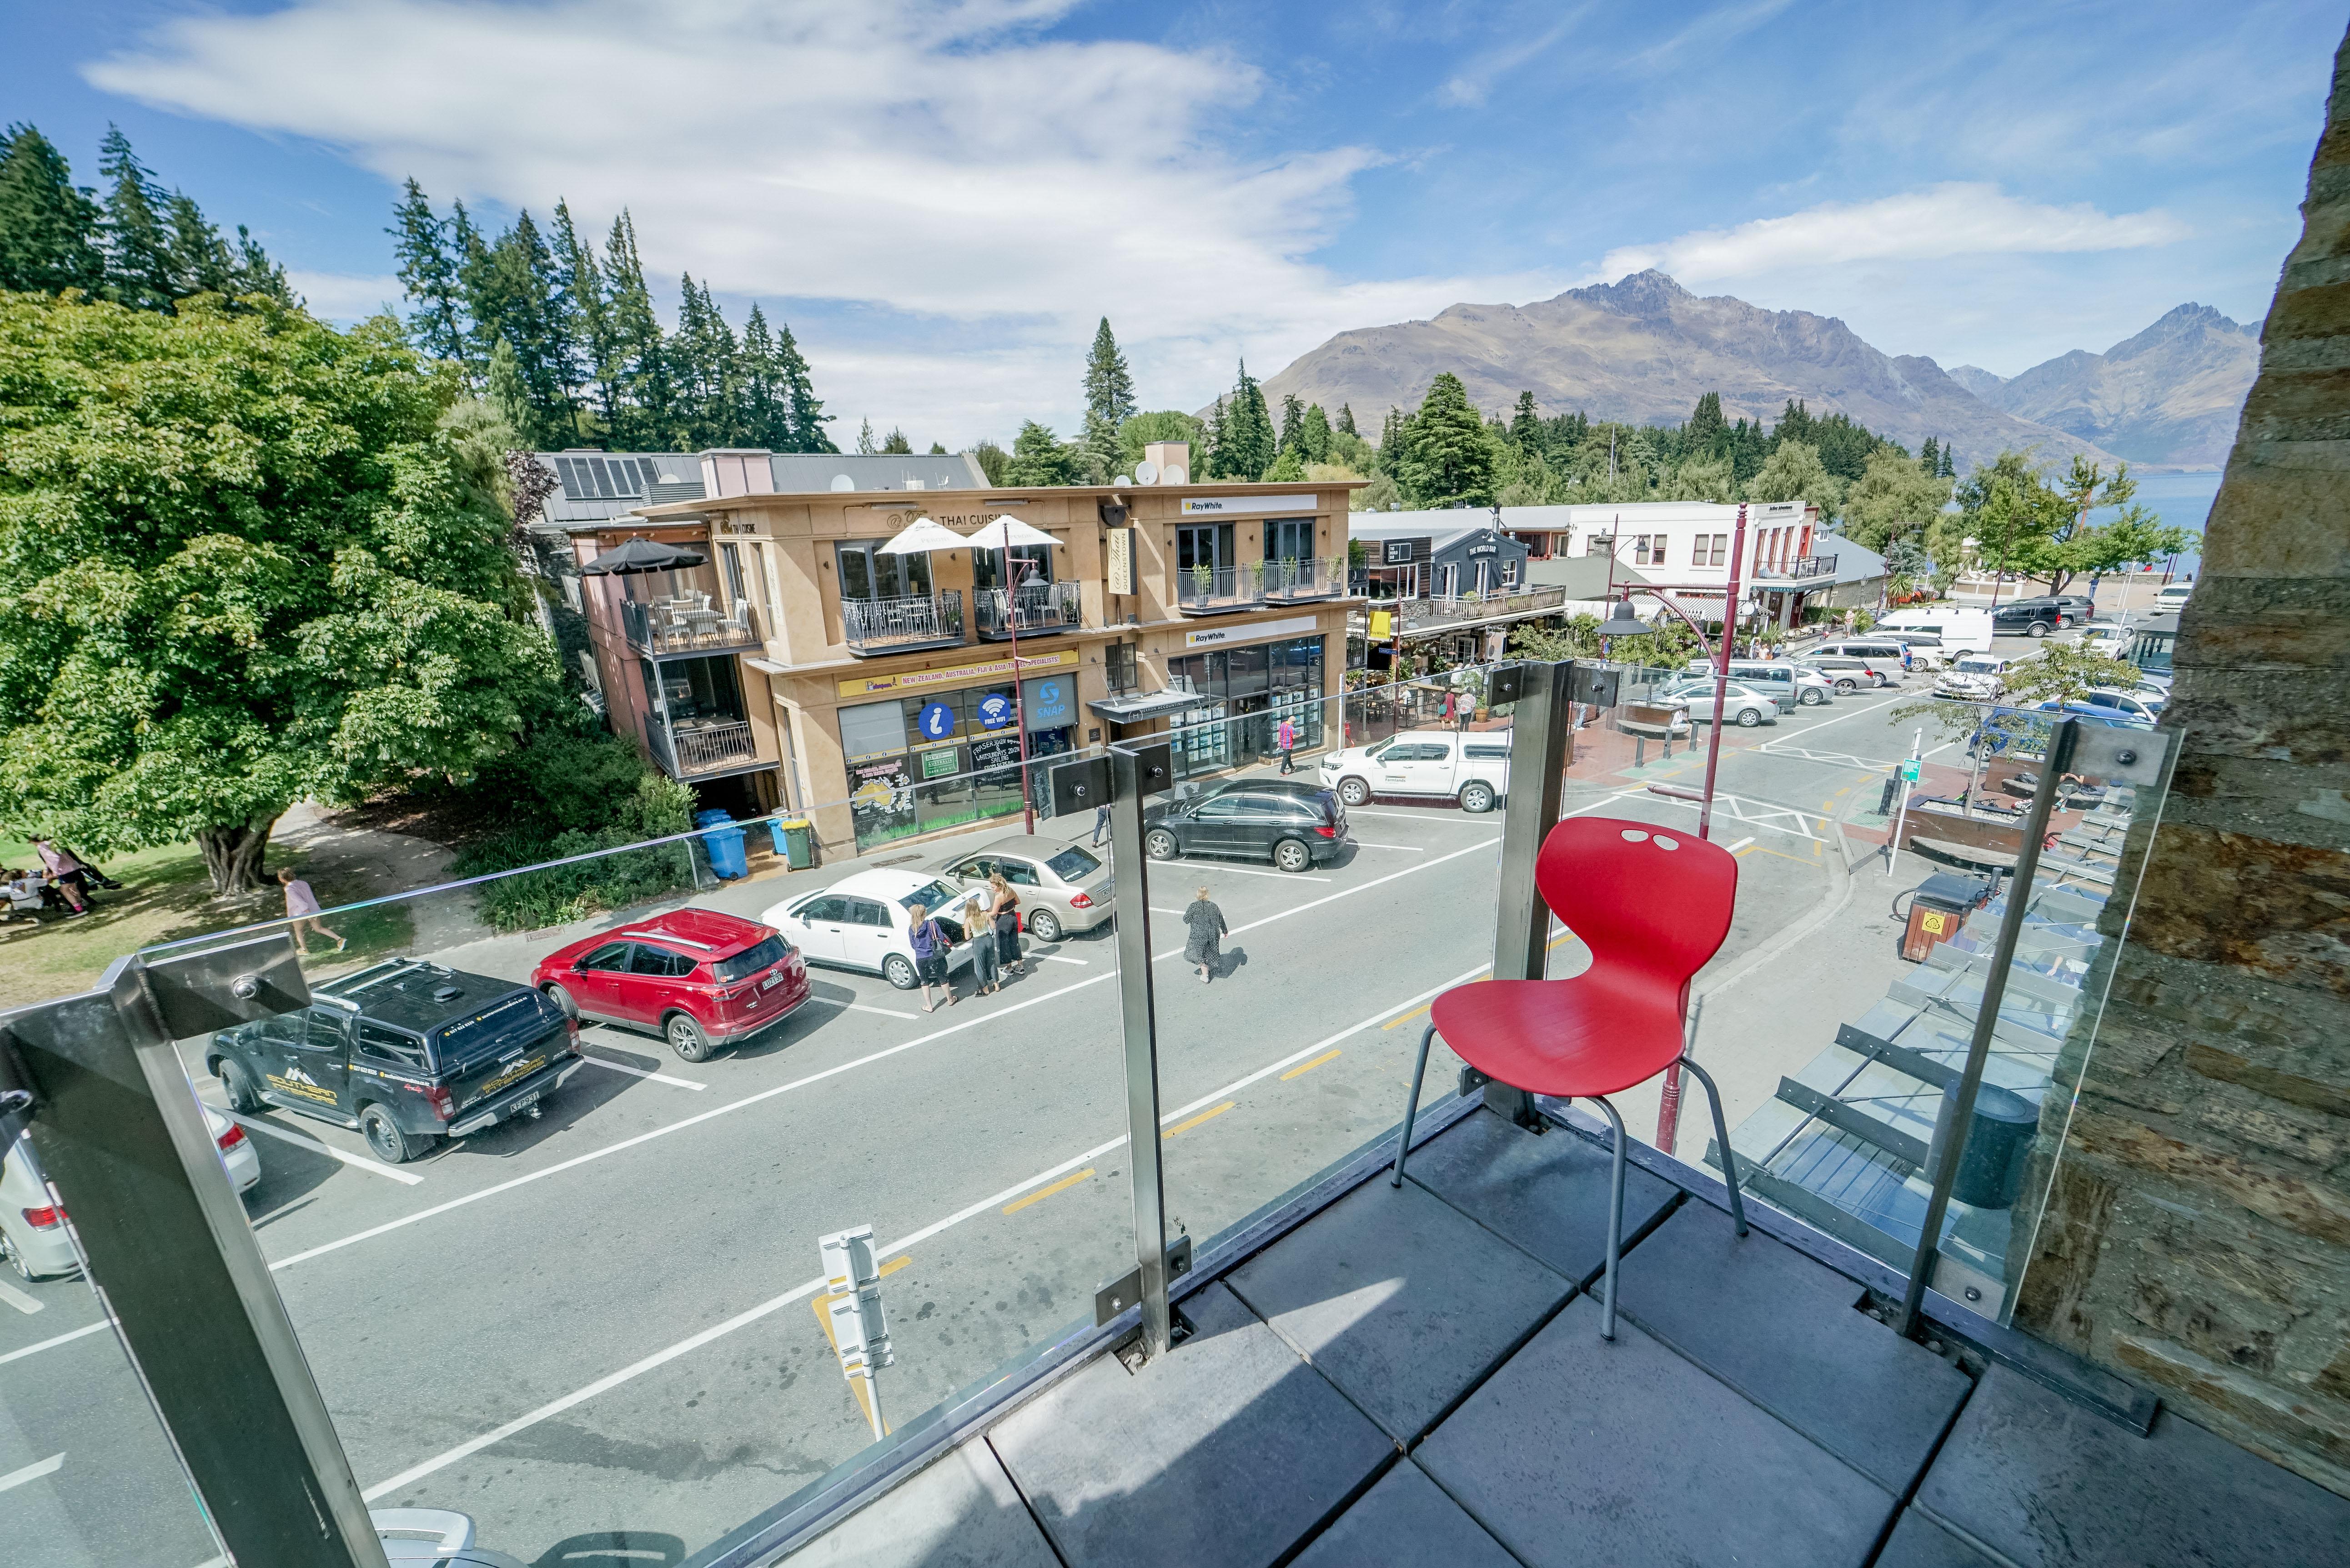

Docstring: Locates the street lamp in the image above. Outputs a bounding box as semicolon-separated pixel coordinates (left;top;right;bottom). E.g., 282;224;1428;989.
1006;553;1039;834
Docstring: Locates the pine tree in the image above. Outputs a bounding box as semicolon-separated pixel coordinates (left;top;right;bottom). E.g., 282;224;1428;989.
469;210;574;444
1080;412;1122;483
1396;372;1496;508
1299;403;1332;464
1939;444;1956;479
1212;360;1275;480
1686;391;1727;451
1278;392;1306;457
1510;391;1542;452
738;304;792;450
1200;397;1226;476
1082;316;1136;427
857;417;876;455
388;181;467;362
774;318;833;452
1336;403;1357;437
96;126;176;312
928;442;947;455
487;335;533;437
1919;436;1940;475
882;427;912;454
0;123;105;294
1005;419;1079;485
598;211;666;445
670;275;739;448
547;200;596;431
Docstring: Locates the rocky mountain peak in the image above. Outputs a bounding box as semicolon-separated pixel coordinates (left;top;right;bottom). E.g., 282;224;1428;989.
1566;269;1692;316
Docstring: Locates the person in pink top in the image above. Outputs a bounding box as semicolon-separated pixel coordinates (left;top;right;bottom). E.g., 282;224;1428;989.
278;867;346;955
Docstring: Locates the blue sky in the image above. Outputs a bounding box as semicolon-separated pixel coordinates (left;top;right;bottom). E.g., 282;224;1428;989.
9;0;2341;446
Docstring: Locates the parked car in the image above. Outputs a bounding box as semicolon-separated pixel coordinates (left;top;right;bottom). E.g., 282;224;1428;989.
1683;659;1831;708
533;908;811;1062
2153;581;2194;609
1;1135;78;1281
2070;686;2164;724
762;869;981;990
1936;653;2022;699
1145;779;1352;872
934;835;1114;943
1991;597;2069;638
2077;624;2135;658
1870;631;1950;670
2034;698;2155;731
1652;678;1780;728
1877;606;1996;653
1803;639;1912;690
206;959;585;1163
2049;594;2097;623
1318;728;1512;811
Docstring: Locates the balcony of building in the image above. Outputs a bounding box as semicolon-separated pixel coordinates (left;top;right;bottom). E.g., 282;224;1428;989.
1261;554;1349;605
841;589;965;656
1752;553;1838;583
1372;583;1569;632
974;579;1085;640
620;592;762;656
1176;563;1269;615
642;653;766;779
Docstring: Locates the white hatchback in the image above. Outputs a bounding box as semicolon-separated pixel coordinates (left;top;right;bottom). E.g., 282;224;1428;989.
761;869;984;990
0;1106;258;1282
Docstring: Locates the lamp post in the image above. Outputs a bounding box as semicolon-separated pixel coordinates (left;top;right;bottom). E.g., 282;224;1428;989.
1005;552;1038;834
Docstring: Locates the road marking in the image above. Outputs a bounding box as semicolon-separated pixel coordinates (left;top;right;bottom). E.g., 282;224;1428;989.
1343;807;1486;821
0;1278;41;1314
1162;1101;1236;1138
1002;1168;1095;1214
1040;955;1088;966
223;1111;423;1186
0;1320;107;1365
1171;861;1331;883
1350;841;1426;852
847;1003;918;1019
1149;906;1186;916
1723;836;1757;853
1281;1050;1342;1081
0;1452;63;1493
579;1052;706;1091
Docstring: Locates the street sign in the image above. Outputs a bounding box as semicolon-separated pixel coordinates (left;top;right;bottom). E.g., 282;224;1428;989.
1899;760;1922;782
917;701;955;742
819;1225;894;1439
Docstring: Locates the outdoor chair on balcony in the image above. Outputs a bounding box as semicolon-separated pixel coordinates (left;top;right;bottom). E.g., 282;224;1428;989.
1391;816;1747;1339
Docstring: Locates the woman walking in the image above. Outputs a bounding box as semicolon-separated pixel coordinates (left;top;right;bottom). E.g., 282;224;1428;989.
987;871;1025;978
1183;885;1227;985
963;894;1002;995
908;902;955;1011
277;866;345;955
1277;714;1297;774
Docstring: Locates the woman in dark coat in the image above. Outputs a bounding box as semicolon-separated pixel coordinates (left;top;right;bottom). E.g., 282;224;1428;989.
1182;885;1227;984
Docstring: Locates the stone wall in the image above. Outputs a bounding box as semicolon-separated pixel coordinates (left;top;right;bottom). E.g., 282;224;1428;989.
2009;25;2350;1496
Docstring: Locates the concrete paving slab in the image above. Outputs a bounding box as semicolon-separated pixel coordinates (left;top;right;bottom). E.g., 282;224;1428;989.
1416;1295;1893;1568
1615;1201;1970;1493
1917;1363;2350;1568
783;1442;1058;1567
1290;1459;1519;1568
1226;1175;1573;1442
1876;1507;2003;1568
988;1282;1392;1568
1406;1106;1678;1285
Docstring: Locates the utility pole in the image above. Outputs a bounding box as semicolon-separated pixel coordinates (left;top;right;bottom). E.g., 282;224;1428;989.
1007;551;1037;833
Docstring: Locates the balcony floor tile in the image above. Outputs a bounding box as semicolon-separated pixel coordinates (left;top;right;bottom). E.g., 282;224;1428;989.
987;1281;1391;1568
1876;1508;2004;1568
1404;1105;1679;1286
1614;1201;1970;1493
1290;1460;1519;1568
1415;1295;1895;1568
783;1442;1057;1567
1225;1174;1573;1443
1915;1363;2350;1568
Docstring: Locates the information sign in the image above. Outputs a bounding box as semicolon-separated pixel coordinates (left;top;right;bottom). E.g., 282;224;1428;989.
917;701;955;742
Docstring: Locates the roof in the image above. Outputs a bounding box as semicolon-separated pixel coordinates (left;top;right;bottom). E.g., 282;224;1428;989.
536;452;704;524
315;960;528;1031
768;452;990;493
1523;555;1657;596
1347;516;1513;550
620;906;769;955
1811;532;1889;585
1352;500;1815;537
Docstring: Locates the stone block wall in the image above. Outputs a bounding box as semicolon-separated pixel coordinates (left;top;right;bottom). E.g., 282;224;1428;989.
2009;25;2350;1496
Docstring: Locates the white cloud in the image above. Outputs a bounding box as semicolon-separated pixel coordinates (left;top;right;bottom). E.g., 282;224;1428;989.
84;0;1572;437
1597;183;2189;286
286;270;404;320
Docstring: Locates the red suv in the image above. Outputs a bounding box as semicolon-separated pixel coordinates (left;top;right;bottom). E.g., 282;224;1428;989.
532;909;810;1062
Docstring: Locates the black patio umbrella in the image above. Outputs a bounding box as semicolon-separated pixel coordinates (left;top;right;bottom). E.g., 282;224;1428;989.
579;536;709;602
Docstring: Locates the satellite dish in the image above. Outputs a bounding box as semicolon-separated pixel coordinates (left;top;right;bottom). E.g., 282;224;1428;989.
1114;474;1133;487
829;474;854;492
1134;459;1159;485
1161;464;1188;485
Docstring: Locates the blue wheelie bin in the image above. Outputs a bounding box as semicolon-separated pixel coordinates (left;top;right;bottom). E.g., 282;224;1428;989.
693;808;748;880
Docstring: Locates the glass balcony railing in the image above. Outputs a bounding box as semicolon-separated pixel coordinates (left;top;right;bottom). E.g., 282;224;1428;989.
1261;554;1349;603
973;580;1083;639
644;712;761;777
620;596;761;654
1174;563;1266;614
841;589;964;654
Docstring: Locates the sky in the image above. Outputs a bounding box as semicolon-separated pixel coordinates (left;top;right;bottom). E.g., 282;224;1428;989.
8;0;2342;448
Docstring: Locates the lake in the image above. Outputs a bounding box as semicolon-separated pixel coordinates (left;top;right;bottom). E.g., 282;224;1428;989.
2088;470;2221;575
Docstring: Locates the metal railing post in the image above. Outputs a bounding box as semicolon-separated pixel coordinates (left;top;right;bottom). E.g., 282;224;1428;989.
1493;659;1576;985
1106;741;1177;1359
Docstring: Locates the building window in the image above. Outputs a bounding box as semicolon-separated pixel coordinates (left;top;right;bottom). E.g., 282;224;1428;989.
1105;641;1138;693
837;677;1079;851
836;541;932;602
1176;523;1232;575
1633;534;1668;566
1706;533;1728;566
972;543;1053;591
718;542;746;603
1265;518;1314;563
1166;635;1326;779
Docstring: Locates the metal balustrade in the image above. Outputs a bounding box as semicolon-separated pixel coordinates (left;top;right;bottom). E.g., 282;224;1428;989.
646;715;759;776
1174;563;1267;613
1262;554;1348;603
622;596;761;653
974;580;1084;638
841;588;964;654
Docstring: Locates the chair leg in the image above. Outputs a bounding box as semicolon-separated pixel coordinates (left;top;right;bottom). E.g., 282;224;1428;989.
1390;1022;1438;1188
1590;1095;1628;1341
1677;1055;1748;1237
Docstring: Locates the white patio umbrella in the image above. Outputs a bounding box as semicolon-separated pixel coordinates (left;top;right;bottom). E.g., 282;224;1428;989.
875;515;969;554
964;513;1056;551
963;515;1059;835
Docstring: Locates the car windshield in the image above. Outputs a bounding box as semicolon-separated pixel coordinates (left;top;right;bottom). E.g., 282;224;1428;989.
432;990;555;1067
899;880;964;916
712;935;787;983
1955;658;2000;674
1044;845;1101;881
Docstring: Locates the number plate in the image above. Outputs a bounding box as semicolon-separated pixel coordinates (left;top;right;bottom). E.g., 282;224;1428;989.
763;970;785;990
507;1093;538;1119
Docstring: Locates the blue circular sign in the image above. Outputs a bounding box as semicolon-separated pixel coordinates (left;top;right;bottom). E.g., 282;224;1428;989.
1026;678;1070;727
917;701;956;741
977;692;1015;730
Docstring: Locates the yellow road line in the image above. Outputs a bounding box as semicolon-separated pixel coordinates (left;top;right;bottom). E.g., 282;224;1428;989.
880;1254;912;1277
1163;1101;1235;1138
1382;1001;1434;1031
812;1275;906;1434
1002;1168;1095;1215
1281;1050;1342;1081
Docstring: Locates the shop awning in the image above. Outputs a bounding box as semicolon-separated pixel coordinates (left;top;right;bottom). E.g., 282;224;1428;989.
1087;689;1212;724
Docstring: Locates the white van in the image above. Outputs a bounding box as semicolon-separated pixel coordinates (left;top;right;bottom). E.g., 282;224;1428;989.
1878;607;1995;654
1319;729;1512;811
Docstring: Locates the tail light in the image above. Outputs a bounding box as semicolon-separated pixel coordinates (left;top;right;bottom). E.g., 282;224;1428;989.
216;1124;246;1153
1316;823;1339;838
21;1206;61;1230
424;1085;455;1122
1068;891;1093;909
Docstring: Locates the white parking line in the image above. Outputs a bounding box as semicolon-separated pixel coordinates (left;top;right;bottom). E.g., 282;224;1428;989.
841;1002;917;1019
1342;807;1486;821
0;1278;41;1315
0;1452;64;1493
1724;836;1757;854
1149;906;1185;916
1349;841;1426;852
578;1052;706;1091
1040;955;1089;966
1172;861;1331;882
223;1111;424;1186
0;1321;107;1365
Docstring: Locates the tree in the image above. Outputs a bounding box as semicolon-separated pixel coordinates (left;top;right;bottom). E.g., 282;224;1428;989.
1266;446;1306;481
389;177;467;365
1843;447;1952;553
1004;419;1080;485
1745;439;1834;507
597;211;667;445
1298;402;1332;464
1686;391;1727;451
881;426;912;454
1082;317;1135;427
927;442;946;455
1396;372;1497;508
1277;392;1306;457
1336;402;1357;437
1210;361;1275;480
773;318;834;452
0;124;105;295
1117;409;1203;469
737;304;790;450
96;126;176;312
0;292;558;893
973;439;1009;485
856;417;876;454
1919;436;1940;475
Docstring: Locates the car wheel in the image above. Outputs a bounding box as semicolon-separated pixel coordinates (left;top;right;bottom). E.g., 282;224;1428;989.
1337;777;1371;807
1835;678;1858;693
359;1103;420;1165
0;1229;35;1282
665;1012;714;1062
1026;909;1063;943
1736;706;1763;728
1802;689;1828;705
1459;780;1495;814
2028;622;2052;638
542;982;578;1021
1273;838;1313;874
218;1058;261;1113
1144;828;1179;860
882;953;919;990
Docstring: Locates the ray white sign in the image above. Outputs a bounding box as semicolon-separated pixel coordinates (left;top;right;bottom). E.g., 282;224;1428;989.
1183;615;1320;648
1178;495;1325;518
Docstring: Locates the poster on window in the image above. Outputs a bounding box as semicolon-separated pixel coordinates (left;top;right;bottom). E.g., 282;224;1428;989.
969;734;1023;788
849;755;916;843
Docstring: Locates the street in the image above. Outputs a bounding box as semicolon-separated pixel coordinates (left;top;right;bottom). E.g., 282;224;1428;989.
1;671;2033;1568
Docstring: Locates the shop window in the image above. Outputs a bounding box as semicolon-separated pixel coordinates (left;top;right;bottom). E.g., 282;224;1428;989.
1706;533;1728;566
837;541;933;602
1105;641;1138;693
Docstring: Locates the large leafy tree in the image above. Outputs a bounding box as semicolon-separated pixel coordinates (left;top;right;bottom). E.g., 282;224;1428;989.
1396;372;1497;507
0;293;559;893
1004;418;1080;485
1843;447;1952;553
1947;452;2187;593
0;125;105;295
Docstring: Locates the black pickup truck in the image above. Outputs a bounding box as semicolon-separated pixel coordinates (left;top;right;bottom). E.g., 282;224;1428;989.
206;959;584;1163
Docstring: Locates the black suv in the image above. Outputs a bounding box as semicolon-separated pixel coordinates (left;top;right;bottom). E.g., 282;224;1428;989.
1143;779;1352;874
1991;597;2067;637
206;959;583;1163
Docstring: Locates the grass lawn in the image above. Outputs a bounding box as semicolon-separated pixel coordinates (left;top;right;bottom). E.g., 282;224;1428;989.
0;836;414;1014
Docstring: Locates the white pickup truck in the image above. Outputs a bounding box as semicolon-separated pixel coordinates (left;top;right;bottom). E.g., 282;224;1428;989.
1318;729;1512;812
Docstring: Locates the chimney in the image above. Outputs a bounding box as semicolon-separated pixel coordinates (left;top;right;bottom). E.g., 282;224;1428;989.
697;449;777;499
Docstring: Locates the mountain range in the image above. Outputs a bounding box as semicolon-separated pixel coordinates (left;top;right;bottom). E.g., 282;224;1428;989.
1257;271;2256;472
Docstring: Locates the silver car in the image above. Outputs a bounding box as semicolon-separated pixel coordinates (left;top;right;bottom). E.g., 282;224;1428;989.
1653;678;1781;729
936;834;1115;943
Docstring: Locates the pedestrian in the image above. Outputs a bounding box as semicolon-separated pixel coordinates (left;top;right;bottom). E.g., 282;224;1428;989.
29;839;88;915
1439;688;1456;728
987;871;1024;977
963;894;1001;995
276;867;346;955
908;902;955;1012
1092;800;1111;847
1277;714;1297;774
1183;885;1227;984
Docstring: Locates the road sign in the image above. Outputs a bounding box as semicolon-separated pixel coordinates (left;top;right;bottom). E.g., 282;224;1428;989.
1898;760;1922;782
819;1225;894;1439
917;701;955;742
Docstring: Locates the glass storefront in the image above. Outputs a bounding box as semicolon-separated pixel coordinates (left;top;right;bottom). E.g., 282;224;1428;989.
839;678;1078;849
1166;633;1326;779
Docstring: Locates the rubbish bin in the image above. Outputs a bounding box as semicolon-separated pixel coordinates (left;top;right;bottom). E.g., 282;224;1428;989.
693;808;748;880
1901;871;1991;962
1950;1083;2038;1209
769;817;815;871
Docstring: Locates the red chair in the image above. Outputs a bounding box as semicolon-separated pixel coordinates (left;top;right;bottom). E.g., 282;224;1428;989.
1391;817;1748;1339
